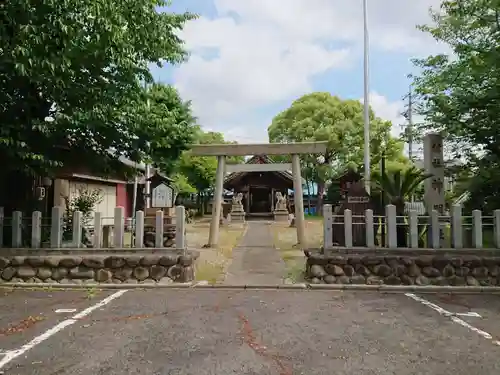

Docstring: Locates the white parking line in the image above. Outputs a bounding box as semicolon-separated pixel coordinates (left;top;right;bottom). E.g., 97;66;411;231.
453;312;482;318
55;309;77;313
0;290;128;370
405;293;497;345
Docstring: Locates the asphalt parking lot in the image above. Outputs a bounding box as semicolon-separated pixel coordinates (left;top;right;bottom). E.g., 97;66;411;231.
1;288;500;375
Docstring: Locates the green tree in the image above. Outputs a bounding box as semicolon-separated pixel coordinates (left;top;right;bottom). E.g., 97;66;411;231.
1;0;196;176
412;0;500;210
268;92;408;211
372;167;432;246
176;129;243;212
137;83;197;175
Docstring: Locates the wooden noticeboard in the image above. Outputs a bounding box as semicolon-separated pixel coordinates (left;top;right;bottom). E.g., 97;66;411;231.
151;183;174;208
332;181;376;247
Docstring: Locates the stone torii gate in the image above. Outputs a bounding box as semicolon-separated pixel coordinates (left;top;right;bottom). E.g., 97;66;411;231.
189;142;328;247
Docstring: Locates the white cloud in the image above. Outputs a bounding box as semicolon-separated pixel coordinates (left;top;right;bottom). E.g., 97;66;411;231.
365;92;405;137
172;0;446;141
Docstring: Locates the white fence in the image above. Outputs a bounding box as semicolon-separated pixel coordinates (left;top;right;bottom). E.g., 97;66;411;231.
0;206;186;249
323;204;500;249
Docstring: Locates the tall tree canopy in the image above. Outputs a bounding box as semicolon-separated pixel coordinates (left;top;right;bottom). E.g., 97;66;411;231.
268;92;408;208
176;129;244;194
412;0;500;211
1;0;197;176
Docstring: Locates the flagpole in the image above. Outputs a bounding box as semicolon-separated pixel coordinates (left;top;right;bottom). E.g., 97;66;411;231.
363;0;371;194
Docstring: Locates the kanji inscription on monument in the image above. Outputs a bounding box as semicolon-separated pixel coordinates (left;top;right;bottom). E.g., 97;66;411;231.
424;133;445;214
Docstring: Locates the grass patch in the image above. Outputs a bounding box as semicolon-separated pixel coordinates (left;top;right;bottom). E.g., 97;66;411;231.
284;261;305;283
281;251;306;283
195;261;226;284
304;214;322;220
270;219;323;251
217;225;246;258
189;221;247;283
85;286;99;299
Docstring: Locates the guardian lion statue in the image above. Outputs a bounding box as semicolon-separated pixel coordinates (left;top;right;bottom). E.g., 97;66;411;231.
232;192;243;205
275;191;287;211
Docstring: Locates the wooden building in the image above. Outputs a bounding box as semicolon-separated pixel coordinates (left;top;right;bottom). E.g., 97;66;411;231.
224;155;294;218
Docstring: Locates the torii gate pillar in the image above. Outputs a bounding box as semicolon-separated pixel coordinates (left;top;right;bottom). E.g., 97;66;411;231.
291;154;306;245
208;155;226;247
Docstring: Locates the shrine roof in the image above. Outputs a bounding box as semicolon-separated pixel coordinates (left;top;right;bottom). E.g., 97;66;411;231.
224;154;296;185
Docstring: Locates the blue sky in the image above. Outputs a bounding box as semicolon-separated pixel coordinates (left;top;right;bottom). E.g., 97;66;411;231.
152;0;445;144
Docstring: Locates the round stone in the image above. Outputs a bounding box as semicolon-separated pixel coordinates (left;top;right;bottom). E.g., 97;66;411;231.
384;275;401;285
82;257;105;268
373;264;392;277
26;257;45;267
0;257;11;268
343;265;355;276
95;269;112;283
104;256;126;268
133;267;149;281
1;267;16;281
178;255;193;266
325;264;344;276
37;267;53;280
350;276;366;284
323;275;336;284
310;265;326;278
150;265;167;281
17;266;36;279
51;268;68;281
68;267;94;279
59;257;82;268
113;268;133;281
415;275;430;286
159;255;178;267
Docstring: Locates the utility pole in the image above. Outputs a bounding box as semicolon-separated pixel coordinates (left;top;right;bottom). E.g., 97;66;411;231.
400;85;415;162
144;82;152;209
407;86;414;162
362;0;371;194
401;85;417;202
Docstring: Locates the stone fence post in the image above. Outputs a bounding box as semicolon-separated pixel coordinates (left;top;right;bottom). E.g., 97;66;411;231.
386;204;397;248
155;210;164;248
344;209;353;248
72;211;82;248
50;206;63;248
31;211;42;248
94;212;102;248
12;211;22;248
408;210;418;249
175;206;186;251
472;209;483;248
113;206;124;248
494;209;500;249
451;205;463;249
323;204;333;250
134;210;144;248
365;209;374;248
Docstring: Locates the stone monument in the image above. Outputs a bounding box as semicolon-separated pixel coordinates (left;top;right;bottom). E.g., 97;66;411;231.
274;192;289;222
230;192;246;223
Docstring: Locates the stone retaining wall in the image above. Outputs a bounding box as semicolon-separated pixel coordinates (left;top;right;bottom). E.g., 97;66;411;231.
0;251;198;284
305;250;500;286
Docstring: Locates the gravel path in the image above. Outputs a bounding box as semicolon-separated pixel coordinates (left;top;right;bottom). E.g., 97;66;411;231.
224;221;286;285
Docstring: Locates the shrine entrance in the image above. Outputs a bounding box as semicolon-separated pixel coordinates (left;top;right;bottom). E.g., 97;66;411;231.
188;142;327;247
248;186;271;215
